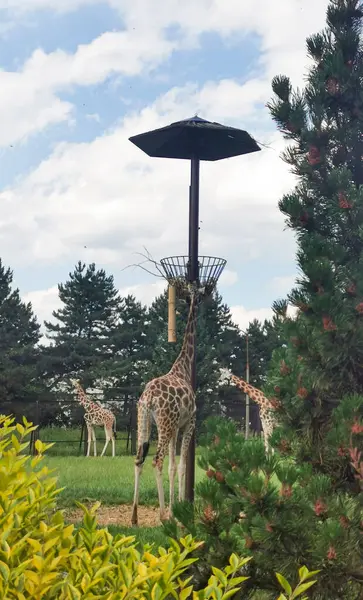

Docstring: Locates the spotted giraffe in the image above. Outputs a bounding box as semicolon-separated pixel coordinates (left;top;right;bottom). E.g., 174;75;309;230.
220;368;280;453
70;379;116;457
131;284;203;526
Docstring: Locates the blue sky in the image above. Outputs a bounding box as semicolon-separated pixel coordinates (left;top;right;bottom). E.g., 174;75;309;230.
0;0;329;331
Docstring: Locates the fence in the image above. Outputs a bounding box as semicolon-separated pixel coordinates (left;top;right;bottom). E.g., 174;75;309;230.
2;389;262;456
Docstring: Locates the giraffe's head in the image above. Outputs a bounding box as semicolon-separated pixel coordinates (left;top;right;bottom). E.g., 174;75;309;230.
219;367;233;385
69;378;80;387
186;281;205;304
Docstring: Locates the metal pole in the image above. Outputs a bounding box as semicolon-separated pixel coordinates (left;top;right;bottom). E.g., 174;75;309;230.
245;334;250;439
185;156;200;503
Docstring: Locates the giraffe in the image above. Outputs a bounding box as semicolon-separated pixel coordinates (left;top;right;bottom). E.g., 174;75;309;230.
70;379;116;457
131;284;202;527
219;368;280;453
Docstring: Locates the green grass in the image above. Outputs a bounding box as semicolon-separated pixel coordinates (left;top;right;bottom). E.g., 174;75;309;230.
46;455;204;507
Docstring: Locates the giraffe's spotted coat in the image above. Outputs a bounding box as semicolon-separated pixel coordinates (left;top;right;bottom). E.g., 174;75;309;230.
229;374;279;453
131;292;199;526
70;379;116;457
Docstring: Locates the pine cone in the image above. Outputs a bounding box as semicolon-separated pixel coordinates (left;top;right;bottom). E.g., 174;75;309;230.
325;77;340;95
308;145;321;165
202;504;216;522
340;515;349;529
299;211;309;225
280;483;293;498
338;191;353;209
351;419;363;434
355;303;363;315
347;283;357;296
297;387;308;399
280;360;290;376
322;316;337;331
327;546;337;560
314;498;328;516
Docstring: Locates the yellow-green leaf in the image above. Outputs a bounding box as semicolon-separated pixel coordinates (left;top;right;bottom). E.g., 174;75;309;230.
276;572;292;595
292;580;317;598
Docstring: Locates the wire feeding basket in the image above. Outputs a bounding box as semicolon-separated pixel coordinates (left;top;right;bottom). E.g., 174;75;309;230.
160;255;227;298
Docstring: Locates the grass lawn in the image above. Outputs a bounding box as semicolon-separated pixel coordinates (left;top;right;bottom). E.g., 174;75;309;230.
46;455;204;507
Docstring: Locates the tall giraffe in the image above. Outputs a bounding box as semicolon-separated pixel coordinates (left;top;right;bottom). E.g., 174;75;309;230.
70;379;116;457
220;368;280;453
131;284;202;526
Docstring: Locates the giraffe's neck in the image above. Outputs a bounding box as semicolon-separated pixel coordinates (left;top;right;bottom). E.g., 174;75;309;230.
231;375;271;409
169;296;197;382
74;385;93;411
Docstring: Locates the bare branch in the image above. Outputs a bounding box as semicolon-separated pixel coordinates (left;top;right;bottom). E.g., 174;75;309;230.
121;248;167;280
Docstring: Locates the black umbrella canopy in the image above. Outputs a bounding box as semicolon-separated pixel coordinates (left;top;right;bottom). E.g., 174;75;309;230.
129;115;261;161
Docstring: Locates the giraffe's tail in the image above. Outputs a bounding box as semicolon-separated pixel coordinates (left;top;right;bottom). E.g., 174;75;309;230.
135;399;152;467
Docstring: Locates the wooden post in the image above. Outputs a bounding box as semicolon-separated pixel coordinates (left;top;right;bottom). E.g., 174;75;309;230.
168;285;176;343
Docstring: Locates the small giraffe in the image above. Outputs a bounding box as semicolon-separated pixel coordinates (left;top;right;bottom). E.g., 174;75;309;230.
220;368;280;453
70;379;116;457
131;284;202;526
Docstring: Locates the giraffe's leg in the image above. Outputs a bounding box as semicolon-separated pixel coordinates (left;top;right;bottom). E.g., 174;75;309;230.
111;429;115;457
153;435;170;523
131;402;152;527
101;425;110;457
111;418;116;457
92;427;97;456
131;461;144;527
178;414;196;502
86;424;92;457
168;432;178;518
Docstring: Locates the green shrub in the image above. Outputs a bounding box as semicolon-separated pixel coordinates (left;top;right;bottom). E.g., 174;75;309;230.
165;417;361;599
0;415;317;599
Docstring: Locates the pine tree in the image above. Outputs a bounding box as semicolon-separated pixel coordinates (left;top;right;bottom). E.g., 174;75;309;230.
261;0;363;477
0;259;42;418
42;261;121;386
165;415;363;599
93;294;150;426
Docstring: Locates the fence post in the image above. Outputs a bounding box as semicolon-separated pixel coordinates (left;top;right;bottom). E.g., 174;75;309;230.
79;422;84;455
83;422;88;456
31;400;40;455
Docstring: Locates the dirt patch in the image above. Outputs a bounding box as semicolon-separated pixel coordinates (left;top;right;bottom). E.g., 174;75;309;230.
63;504;161;528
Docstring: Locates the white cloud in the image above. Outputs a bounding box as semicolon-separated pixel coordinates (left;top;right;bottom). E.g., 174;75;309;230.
119;280;167;305
0;78;296;270
0;0;329;147
230;305;273;331
0;29;176;147
23;285;61;328
269;275;297;296
219;269;238;287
